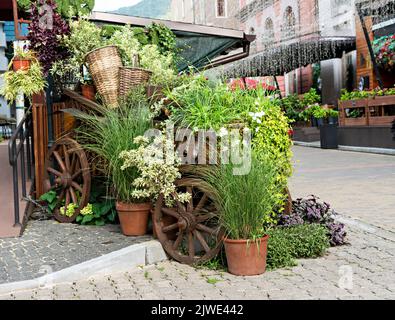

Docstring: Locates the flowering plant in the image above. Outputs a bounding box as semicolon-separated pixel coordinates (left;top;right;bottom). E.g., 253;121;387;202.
119;135;190;206
373;34;395;71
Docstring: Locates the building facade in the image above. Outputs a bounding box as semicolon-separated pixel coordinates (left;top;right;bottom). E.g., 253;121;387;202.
168;0;357;104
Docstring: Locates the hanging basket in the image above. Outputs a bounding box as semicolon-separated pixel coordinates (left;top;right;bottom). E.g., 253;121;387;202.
85;46;122;108
119;67;152;97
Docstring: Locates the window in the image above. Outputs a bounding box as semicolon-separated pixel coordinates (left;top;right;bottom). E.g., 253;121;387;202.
262;18;274;47
282;6;296;38
216;0;227;18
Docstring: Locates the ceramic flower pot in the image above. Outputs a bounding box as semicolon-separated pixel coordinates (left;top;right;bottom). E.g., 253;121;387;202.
224;235;269;276
13;58;31;72
81;84;96;101
116;201;151;236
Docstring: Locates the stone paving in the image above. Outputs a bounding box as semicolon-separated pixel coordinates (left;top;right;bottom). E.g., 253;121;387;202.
0;220;152;284
290;146;395;232
0;224;394;300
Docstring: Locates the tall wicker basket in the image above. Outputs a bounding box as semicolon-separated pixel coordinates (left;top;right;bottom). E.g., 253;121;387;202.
119;67;152;97
85;46;122;108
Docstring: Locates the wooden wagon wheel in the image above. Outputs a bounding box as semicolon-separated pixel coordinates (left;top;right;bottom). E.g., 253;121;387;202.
43;138;91;223
153;178;225;265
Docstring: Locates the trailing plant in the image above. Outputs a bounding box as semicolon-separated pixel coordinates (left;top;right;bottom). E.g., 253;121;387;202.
266;224;330;270
247;92;293;216
192;153;278;240
147;23;178;56
0;59;46;103
277;195;347;246
27;0;70;75
72;88;153;204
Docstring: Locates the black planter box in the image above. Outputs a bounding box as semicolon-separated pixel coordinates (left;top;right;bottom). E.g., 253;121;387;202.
320;124;338;149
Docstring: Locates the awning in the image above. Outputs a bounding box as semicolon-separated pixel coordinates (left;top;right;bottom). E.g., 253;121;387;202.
214;36;356;78
89;12;254;72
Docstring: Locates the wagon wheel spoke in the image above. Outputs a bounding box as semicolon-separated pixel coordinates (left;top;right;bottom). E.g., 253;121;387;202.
176;200;186;214
70;153;77;173
53;151;66;172
188;232;195;258
194;230;210;253
47;167;62;177
173;231;184;250
162;223;179;233
69;186;78;204
162;207;180;219
196;213;216;222
71;181;83;193
194;193;208;212
63;145;71;170
196;224;217;235
71;169;83;180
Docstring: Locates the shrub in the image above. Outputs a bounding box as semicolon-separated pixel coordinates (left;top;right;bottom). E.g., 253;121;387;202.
266;224;330;270
277;195;347;246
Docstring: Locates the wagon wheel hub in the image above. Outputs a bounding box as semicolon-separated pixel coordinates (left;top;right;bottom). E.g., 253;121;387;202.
179;212;197;232
61;173;73;188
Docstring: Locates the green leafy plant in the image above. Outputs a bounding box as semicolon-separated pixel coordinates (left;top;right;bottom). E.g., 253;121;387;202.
75;179;118;226
266;224;330;270
248;94;293;217
167;76;256;131
147;23;178;56
312;106;327;119
193;153;278;240
327;109;339;118
0;59;46;103
302;88;321;106
39;190;58;213
17;0;95;17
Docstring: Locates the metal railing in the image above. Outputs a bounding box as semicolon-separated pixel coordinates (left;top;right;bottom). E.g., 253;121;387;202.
8;106;34;227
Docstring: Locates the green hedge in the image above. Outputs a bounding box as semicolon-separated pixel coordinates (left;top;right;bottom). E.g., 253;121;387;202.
266;224;330;270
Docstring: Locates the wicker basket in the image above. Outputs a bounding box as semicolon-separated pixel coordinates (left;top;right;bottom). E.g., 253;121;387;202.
85;46;122;108
119;67;152;97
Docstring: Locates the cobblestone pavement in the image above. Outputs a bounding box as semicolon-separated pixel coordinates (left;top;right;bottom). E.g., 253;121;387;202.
290;146;395;231
0;224;394;300
0;220;152;284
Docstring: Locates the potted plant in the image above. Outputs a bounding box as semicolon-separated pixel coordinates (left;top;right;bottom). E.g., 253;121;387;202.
0;58;46;103
312;106;327;127
11;48;34;72
327;109;339;125
201;153;278;276
73;88;153;235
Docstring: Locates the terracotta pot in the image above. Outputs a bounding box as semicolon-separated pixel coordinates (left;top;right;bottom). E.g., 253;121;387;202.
13;58;31;72
116;201;151;236
224;235;269;276
81;84;96;101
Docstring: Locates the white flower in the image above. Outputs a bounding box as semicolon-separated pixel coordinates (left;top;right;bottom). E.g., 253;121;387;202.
256;118;262;124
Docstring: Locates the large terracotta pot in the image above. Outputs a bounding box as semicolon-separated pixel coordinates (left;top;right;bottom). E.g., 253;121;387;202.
81;84;96;101
13;58;31;71
224;235;269;276
116;201;151;236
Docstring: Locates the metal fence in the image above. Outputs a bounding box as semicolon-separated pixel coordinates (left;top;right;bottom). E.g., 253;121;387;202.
8;107;34;226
